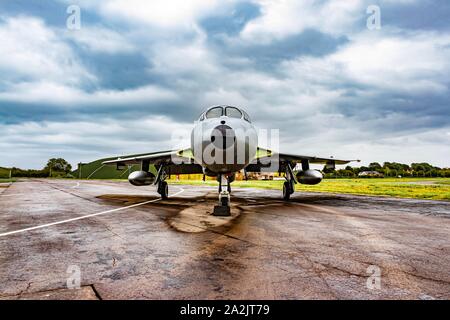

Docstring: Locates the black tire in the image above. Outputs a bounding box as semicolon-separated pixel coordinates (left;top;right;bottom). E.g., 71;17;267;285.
159;181;168;199
220;195;229;207
289;180;295;194
283;181;291;201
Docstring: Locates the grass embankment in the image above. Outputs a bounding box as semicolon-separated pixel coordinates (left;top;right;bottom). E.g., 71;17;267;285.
168;178;450;201
71;153;158;179
0;167;14;182
0;167;11;177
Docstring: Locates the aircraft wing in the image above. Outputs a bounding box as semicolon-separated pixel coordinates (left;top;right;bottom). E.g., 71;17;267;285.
102;148;204;175
245;148;360;172
273;152;359;165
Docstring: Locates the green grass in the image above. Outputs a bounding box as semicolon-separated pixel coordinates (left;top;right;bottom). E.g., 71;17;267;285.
0;167;11;179
0;178;15;183
168;178;450;201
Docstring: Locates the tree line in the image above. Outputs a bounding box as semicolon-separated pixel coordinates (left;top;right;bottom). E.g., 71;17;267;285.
2;158;73;178
324;162;450;178
2;158;449;179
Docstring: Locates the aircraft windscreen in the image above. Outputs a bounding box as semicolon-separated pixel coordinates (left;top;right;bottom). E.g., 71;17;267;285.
206;107;223;119
225;107;242;119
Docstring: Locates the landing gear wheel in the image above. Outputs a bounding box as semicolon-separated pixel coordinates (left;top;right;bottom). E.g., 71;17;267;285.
213;177;231;216
220;192;229;207
158;181;168;199
283;181;293;201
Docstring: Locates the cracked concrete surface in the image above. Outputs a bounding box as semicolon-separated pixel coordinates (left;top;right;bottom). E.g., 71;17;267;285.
0;179;449;299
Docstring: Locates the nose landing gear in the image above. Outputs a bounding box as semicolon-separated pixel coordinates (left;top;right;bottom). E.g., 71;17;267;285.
213;174;232;216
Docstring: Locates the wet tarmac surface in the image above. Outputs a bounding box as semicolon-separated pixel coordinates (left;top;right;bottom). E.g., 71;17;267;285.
0;179;449;299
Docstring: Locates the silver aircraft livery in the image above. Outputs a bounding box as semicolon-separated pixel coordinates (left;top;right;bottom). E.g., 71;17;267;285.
104;105;359;215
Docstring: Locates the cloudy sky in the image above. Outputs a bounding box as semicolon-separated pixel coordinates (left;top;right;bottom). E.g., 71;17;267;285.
0;0;449;169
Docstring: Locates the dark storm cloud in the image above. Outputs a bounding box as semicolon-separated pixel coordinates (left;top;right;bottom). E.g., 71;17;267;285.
334;91;450;131
74;50;157;91
0;100;199;124
381;0;450;31
200;2;261;37
209;29;349;72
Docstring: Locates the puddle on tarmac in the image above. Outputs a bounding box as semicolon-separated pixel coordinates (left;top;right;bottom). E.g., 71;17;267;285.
168;204;241;233
97;194;242;233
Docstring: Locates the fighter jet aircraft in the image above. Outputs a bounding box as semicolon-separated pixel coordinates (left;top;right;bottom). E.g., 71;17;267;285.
103;105;359;215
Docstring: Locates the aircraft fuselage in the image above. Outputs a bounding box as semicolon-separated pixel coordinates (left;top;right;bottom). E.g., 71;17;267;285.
191;106;258;175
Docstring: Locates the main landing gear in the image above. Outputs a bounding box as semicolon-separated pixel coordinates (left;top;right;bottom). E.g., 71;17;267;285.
157;180;168;199
283;180;295;200
213;174;232;216
283;163;296;201
156;165;169;199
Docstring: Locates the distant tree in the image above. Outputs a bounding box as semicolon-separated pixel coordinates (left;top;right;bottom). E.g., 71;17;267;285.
45;158;72;174
340;169;355;177
401;163;411;171
369;162;382;170
411;163;433;172
321;162;447;179
322;165;335;174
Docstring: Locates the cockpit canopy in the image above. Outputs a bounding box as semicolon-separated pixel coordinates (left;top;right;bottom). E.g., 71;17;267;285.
199;106;251;123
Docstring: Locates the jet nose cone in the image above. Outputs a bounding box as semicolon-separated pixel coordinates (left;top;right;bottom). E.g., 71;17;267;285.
211;125;235;149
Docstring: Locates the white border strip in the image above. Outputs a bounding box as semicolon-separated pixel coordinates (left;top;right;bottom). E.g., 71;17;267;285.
0;186;184;238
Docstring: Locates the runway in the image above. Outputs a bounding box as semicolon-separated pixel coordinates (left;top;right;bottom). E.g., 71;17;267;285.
0;179;449;299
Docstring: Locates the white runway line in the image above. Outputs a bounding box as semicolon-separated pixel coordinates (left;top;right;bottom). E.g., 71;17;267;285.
0;186;184;238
